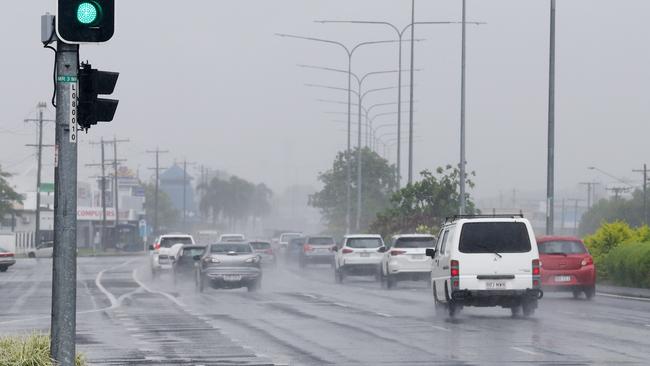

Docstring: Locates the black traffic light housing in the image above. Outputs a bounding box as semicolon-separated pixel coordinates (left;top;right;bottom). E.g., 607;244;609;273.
57;0;115;43
78;63;119;130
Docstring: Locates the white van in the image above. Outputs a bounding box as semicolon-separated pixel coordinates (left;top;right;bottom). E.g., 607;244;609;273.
427;215;543;317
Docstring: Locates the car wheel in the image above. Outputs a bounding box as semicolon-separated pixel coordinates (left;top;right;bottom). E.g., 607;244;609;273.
522;299;536;317
196;272;205;293
28;252;35;258
335;267;344;284
572;289;581;299
374;266;382;282
585;286;596;300
386;274;396;289
510;305;522;317
0;266;7;273
448;301;458;318
248;279;261;292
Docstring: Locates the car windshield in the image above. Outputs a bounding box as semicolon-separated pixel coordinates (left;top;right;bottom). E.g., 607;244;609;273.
182;247;205;257
160;237;193;248
538;240;587;254
211;244;252;254
394;237;435;248
290;238;306;246
250;242;271;250
281;234;301;242
347;238;382;248
308;237;334;245
459;222;531;254
0;247;7;252
221;235;244;242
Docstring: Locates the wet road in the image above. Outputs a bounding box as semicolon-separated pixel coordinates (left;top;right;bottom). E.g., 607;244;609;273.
1;256;650;365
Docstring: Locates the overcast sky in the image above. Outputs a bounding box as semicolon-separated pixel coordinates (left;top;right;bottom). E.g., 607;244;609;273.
2;0;649;205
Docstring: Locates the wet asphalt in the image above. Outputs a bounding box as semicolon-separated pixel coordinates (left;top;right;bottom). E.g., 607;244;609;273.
1;255;650;365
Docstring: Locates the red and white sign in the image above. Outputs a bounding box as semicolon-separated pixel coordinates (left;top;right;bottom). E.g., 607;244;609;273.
77;207;116;221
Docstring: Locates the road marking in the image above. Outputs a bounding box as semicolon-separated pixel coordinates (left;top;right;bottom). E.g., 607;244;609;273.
645;324;650;327
511;347;542;356
375;312;392;318
132;269;185;307
598;293;650;302
431;325;451;332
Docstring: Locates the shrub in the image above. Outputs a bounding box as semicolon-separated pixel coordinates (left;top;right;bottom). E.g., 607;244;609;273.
0;333;85;366
603;242;650;288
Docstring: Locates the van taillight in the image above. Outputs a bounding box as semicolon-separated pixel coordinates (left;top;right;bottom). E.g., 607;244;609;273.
342;248;354;254
450;260;459;277
532;259;541;288
154;242;160;250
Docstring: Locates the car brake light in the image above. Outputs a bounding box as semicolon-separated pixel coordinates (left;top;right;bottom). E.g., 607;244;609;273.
390;250;406;256
450;260;459;277
581;256;593;267
342;248;354;254
532;259;541;275
265;248;273;255
0;252;13;257
304;244;314;253
154;242;160;250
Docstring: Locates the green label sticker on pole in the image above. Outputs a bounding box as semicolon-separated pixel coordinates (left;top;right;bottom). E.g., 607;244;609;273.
57;76;78;83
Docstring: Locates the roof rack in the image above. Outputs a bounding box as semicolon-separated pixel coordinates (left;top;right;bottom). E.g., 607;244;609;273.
445;213;524;223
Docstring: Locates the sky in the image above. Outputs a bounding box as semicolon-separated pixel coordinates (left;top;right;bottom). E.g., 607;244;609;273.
1;0;650;207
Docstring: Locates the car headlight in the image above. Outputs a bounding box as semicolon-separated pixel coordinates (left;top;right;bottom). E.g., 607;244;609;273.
245;256;259;264
205;257;220;264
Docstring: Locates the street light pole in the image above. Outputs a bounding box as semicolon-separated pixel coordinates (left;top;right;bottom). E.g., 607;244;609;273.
459;0;467;214
546;0;556;235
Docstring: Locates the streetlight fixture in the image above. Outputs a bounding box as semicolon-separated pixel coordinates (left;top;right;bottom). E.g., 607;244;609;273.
277;33;398;233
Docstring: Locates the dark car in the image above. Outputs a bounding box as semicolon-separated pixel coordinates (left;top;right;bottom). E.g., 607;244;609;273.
173;245;206;282
285;236;306;262
196;242;262;292
299;236;335;268
0;247;16;272
537;236;596;299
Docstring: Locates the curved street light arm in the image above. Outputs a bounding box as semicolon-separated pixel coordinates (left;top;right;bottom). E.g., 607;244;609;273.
306;83;360;96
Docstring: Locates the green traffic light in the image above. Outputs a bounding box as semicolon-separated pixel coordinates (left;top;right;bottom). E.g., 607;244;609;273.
77;2;99;25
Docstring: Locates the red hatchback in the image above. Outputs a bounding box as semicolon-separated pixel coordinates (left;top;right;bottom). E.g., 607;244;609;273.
537;236;596;299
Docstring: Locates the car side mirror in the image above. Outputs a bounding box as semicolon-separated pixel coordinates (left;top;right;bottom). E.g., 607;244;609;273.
425;248;436;258
193;255;202;261
378;247;387;253
332;246;338;252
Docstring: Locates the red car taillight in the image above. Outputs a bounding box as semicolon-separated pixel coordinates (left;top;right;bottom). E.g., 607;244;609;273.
341;248;354;254
390;250;406;256
450;260;460;288
154;242;160;250
532;259;541;288
0;252;13;257
581;256;593;267
304;244;314;253
265;248;274;255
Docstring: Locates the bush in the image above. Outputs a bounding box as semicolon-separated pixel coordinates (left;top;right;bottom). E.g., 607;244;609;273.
0;333;85;366
604;242;650;289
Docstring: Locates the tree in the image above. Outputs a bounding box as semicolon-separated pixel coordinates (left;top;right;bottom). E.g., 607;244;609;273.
370;166;477;238
0;166;23;219
310;147;396;235
143;182;179;232
579;189;646;235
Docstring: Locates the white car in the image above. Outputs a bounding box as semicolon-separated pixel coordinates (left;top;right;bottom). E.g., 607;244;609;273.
28;241;54;258
334;235;386;283
381;234;436;289
278;232;302;250
428;215;543;317
218;233;246;242
150;234;195;277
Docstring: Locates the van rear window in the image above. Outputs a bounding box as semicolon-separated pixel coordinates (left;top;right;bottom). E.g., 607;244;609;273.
459;222;531;254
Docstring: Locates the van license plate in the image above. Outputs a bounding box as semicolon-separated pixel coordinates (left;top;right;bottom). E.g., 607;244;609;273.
223;275;242;282
555;275;571;282
486;282;506;289
360;253;370;257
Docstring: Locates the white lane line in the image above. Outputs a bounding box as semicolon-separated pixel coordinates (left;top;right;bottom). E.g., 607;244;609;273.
431;325;451;332
375;312;392;318
511;347;542;356
598;293;650;302
132;269;185;307
645;324;650;327
95;270;119;308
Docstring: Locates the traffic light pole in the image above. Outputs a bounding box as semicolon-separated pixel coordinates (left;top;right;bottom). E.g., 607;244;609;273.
51;41;79;366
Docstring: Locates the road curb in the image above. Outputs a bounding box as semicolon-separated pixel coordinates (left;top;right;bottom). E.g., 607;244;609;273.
597;284;650;299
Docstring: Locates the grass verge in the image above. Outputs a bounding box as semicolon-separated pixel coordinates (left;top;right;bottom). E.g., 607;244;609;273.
0;333;85;366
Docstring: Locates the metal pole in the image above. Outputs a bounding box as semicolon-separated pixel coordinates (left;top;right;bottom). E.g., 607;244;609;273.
100;138;107;250
346;55;352;234
35;103;45;248
50;41;78;366
546;0;556;235
183;159;187;230
408;0;416;185
356;82;363;231
397;37;403;189
154;150;160;237
113;137;119;226
459;0;467;214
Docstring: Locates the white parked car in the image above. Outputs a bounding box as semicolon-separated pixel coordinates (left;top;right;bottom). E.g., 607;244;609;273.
150;234;195;277
218;233;246;242
381;234;436;289
28;241;54;258
428;215;543;317
333;235;386;283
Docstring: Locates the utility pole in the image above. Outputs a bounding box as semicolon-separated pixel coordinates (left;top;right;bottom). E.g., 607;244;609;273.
607;186;630;200
182;159;196;231
50;41;79;366
25;102;55;248
579;181;599;209
546;0;557;235
408;0;416;185
459;0;467;214
111;137;129;226
633;164;648;225
567;198;582;236
147;148;169;238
